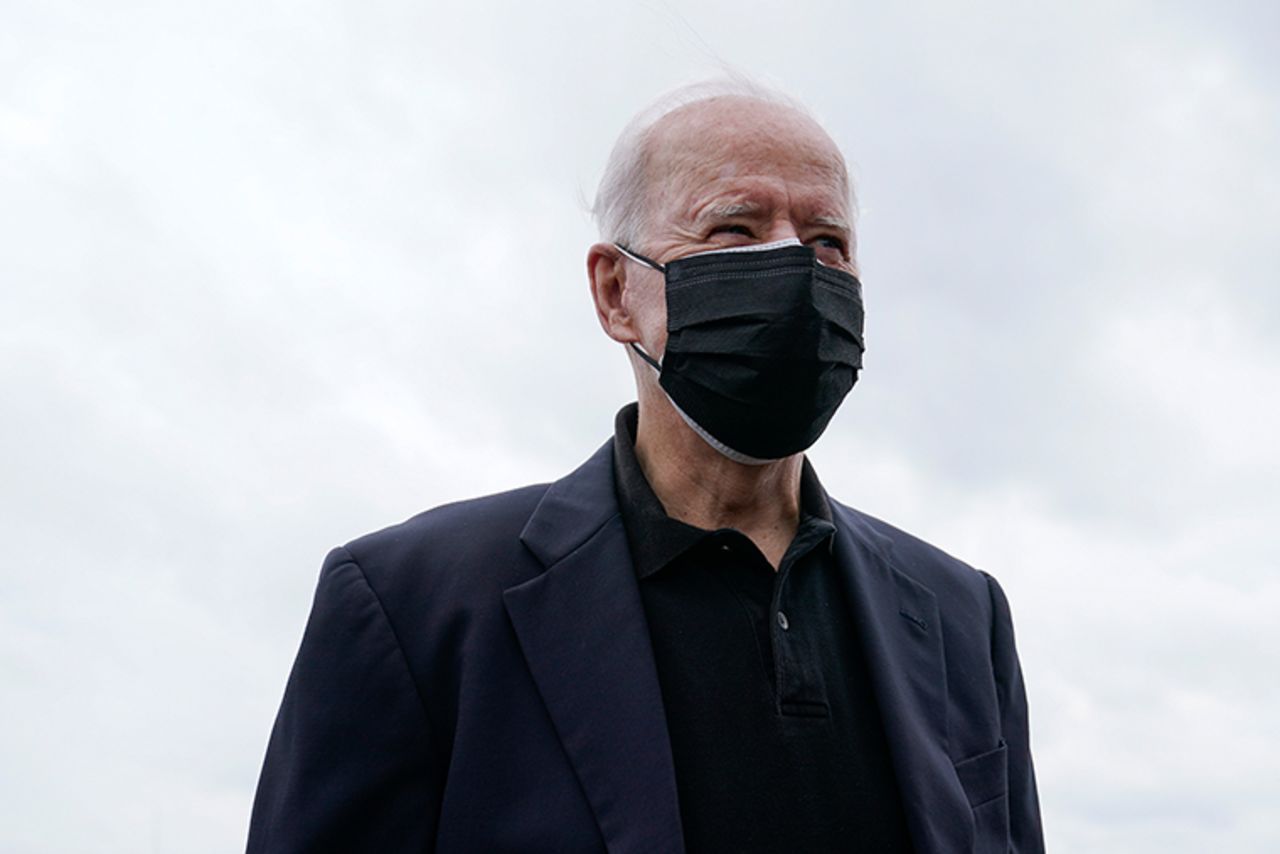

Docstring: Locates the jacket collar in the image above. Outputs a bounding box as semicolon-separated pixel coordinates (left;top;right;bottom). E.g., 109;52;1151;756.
506;439;686;854
826;500;977;852
506;436;974;854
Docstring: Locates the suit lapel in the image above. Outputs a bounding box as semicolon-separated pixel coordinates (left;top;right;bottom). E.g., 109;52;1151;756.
504;440;685;854
830;502;975;854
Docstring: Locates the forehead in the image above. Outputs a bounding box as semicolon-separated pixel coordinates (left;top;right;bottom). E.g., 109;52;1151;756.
644;98;851;222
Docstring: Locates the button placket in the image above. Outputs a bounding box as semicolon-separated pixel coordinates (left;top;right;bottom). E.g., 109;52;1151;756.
770;559;796;711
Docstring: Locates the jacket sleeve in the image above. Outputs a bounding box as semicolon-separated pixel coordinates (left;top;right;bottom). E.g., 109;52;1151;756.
247;546;440;853
983;571;1045;853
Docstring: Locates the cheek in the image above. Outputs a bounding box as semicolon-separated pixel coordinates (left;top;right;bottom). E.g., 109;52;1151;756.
648;289;670;350
627;278;669;344
651;288;669;335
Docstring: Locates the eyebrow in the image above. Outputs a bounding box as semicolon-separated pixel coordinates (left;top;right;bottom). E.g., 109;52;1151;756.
703;201;764;219
809;214;851;232
695;201;851;234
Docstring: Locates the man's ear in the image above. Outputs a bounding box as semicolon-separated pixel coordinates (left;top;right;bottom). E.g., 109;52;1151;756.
586;242;640;344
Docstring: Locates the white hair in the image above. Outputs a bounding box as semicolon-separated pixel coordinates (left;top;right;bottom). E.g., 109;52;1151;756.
591;76;854;250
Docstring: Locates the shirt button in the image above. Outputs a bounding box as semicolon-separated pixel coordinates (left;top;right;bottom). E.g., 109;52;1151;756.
719;543;731;552
776;611;790;631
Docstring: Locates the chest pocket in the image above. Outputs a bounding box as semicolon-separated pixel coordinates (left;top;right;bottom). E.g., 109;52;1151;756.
953;740;1009;854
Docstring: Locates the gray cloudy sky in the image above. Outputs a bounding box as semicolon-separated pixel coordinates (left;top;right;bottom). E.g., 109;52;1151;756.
2;0;1278;851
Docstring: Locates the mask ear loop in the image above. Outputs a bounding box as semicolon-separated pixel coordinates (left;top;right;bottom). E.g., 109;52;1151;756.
613;243;667;372
614;243;667;273
628;341;662;372
612;243;776;466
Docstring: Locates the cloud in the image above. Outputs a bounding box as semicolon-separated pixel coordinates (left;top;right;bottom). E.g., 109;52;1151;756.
2;1;1276;851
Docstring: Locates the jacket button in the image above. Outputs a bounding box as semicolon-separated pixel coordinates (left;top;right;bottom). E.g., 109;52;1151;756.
776;611;790;631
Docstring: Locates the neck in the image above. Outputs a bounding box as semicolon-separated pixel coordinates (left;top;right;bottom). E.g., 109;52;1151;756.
633;388;802;568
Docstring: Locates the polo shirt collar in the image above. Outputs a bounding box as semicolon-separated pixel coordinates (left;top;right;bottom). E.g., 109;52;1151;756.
611;402;835;580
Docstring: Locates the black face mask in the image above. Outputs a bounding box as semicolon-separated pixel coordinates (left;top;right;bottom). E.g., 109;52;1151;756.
616;239;865;463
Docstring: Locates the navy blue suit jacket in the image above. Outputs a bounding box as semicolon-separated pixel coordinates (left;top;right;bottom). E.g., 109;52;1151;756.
247;437;1044;853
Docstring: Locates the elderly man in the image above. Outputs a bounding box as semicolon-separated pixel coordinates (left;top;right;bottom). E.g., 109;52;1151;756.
248;81;1044;854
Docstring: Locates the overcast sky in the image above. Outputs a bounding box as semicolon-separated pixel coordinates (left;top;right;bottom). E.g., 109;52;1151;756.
2;1;1278;851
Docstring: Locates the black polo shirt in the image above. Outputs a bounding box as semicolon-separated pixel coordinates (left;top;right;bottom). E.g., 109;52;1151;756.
611;403;913;853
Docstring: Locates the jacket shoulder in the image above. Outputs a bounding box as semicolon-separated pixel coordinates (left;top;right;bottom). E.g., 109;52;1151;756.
832;500;996;616
337;482;552;599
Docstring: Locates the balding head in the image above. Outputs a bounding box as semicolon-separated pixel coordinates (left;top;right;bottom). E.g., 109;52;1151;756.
593;80;855;261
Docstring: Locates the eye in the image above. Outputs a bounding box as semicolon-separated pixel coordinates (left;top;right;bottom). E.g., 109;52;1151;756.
810;234;846;251
709;224;754;238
